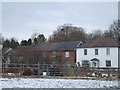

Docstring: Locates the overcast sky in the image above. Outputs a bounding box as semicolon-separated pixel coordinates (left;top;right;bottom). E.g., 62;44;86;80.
2;2;118;41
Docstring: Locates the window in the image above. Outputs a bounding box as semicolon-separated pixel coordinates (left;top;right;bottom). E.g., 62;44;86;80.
19;56;23;60
18;56;23;62
82;60;90;67
65;52;70;58
84;49;87;55
52;51;56;57
106;48;110;55
95;49;98;55
106;60;111;67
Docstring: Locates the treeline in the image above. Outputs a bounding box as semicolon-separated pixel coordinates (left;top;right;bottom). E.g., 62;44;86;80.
3;19;120;49
49;20;120;43
3;34;46;49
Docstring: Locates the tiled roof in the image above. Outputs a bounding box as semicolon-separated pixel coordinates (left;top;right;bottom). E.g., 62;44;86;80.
2;48;16;55
30;41;80;52
2;48;12;54
53;41;80;51
16;46;31;53
78;37;119;48
30;42;58;52
7;50;16;55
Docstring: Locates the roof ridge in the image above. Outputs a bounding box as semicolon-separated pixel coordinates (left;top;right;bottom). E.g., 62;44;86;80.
78;37;119;48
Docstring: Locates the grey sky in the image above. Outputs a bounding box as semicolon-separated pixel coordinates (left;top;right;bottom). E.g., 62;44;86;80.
2;2;118;41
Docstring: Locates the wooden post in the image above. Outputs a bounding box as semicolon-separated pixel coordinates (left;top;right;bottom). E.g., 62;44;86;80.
38;62;40;77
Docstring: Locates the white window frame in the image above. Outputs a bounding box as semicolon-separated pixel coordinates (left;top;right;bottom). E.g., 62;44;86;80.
106;48;110;55
82;60;90;67
106;60;111;67
65;51;70;58
84;49;87;55
95;49;98;55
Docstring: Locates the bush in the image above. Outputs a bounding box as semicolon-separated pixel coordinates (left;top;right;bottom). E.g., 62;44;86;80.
118;74;120;78
23;68;32;76
4;68;18;73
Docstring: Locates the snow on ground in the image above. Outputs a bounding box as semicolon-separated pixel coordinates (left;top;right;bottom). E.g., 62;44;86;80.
0;78;118;89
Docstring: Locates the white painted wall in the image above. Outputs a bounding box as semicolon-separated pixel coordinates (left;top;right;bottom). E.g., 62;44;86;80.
76;47;118;67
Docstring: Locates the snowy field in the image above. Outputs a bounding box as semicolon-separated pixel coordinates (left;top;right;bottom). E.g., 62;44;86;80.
0;78;119;89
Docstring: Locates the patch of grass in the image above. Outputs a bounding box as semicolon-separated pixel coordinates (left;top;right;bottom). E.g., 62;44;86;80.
1;74;119;80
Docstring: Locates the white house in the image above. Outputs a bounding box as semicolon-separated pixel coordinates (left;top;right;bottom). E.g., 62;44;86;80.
76;37;120;68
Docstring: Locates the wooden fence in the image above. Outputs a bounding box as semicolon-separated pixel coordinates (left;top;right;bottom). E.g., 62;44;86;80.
2;63;120;78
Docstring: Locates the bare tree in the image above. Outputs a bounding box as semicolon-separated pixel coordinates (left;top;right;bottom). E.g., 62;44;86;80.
108;20;120;44
86;29;103;42
48;24;87;42
103;30;113;38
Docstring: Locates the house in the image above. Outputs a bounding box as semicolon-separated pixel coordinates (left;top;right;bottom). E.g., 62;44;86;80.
30;41;81;65
30;42;57;64
76;37;120;68
2;48;13;64
2;48;17;67
2;46;32;64
15;46;32;64
53;41;81;65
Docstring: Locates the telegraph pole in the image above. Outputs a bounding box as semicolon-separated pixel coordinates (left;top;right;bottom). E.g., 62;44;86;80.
33;30;39;45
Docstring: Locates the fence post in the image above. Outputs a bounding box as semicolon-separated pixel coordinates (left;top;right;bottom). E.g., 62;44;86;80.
107;67;110;79
47;65;48;76
38;62;40;77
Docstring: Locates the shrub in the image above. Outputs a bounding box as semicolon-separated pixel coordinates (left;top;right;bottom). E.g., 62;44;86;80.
23;68;32;76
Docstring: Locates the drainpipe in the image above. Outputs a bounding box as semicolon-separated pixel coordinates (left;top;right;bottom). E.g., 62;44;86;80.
118;47;120;78
75;50;76;64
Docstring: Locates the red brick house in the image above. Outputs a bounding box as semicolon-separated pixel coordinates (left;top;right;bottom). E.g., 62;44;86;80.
15;46;32;64
30;42;57;64
6;41;81;65
30;41;81;65
52;41;80;65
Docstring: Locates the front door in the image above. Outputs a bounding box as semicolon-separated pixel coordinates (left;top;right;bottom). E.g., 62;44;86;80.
91;61;99;67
